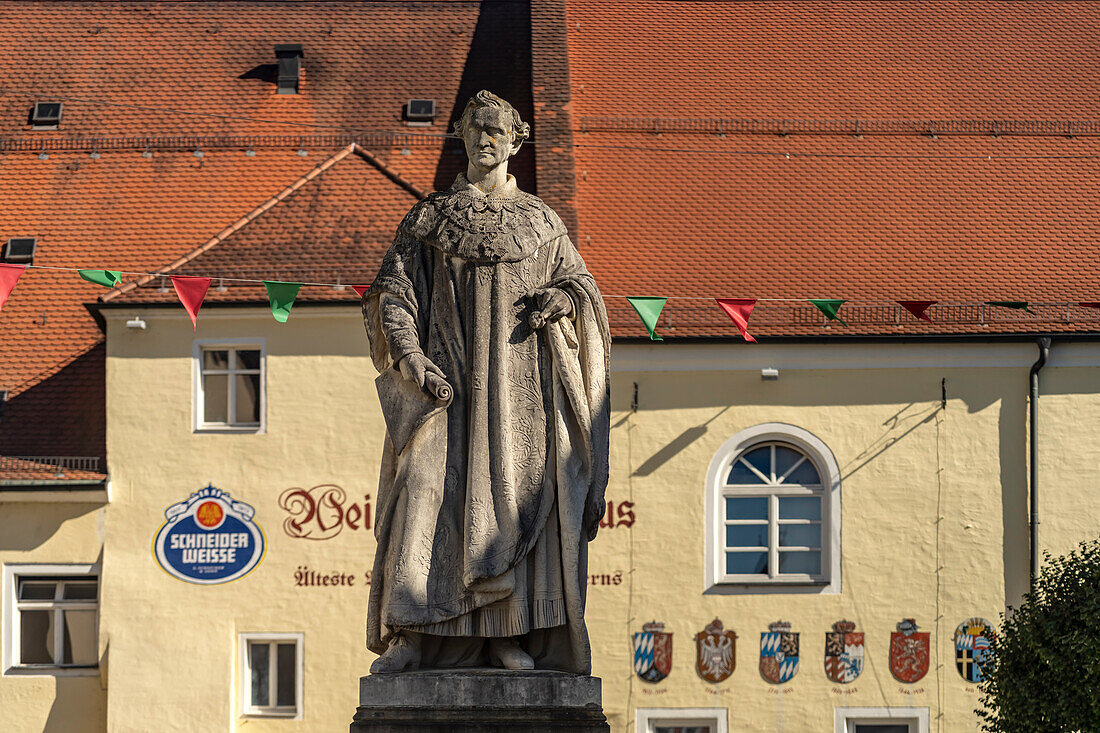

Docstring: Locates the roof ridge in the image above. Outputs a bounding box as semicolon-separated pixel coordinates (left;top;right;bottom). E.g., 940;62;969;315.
351;143;428;200
102;142;359;301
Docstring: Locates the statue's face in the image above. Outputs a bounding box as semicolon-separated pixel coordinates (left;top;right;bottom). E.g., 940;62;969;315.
462;107;521;172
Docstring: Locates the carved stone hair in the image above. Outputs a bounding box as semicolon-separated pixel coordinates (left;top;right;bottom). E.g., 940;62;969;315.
452;90;531;141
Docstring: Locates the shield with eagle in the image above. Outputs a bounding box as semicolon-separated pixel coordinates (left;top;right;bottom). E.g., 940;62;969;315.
760;621;799;684
954;617;995;682
695;618;736;682
824;620;864;683
890;618;930;683
633;621;673;683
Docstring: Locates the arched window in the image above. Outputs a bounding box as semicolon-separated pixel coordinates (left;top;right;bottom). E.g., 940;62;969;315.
705;423;841;593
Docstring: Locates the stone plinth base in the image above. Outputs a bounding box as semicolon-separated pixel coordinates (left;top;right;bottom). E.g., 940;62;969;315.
350;669;609;732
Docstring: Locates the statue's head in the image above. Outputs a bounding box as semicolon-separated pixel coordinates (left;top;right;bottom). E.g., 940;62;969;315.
453;90;530;173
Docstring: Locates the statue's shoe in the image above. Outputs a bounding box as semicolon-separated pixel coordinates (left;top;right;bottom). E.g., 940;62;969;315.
488;637;535;670
370;634;421;674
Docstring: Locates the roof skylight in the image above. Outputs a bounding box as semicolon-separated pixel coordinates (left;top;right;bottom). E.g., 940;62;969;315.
31;102;63;129
2;238;37;264
405;99;436;126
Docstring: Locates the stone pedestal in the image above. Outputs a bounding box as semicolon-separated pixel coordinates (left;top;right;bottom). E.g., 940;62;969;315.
350;669;610;732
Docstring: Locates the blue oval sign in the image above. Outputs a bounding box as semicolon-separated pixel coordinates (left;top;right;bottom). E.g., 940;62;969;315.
153;485;265;584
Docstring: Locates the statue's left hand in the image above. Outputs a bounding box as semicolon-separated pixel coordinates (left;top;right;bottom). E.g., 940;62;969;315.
528;288;573;329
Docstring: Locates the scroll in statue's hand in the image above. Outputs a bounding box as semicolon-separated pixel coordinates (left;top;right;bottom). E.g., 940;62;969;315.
397;353;452;401
528;287;574;329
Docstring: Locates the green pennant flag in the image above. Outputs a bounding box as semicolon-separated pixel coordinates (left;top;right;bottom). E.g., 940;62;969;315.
264;281;303;323
78;269;121;288
987;301;1033;314
809;299;847;325
626;296;668;341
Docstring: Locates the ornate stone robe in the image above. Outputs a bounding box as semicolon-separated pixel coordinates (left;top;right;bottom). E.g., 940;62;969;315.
362;174;610;673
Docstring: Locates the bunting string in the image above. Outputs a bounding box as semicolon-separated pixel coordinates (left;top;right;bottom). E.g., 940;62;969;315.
2;263;1098;338
6;264;1087;305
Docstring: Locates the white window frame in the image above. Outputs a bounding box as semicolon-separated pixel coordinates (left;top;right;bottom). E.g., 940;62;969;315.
2;563;100;677
636;708;727;733
239;632;303;720
834;707;929;733
705;423;841;594
193;338;266;433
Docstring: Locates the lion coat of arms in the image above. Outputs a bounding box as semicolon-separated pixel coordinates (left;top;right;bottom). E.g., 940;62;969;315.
633;621;673;683
760;621;799;684
824;620;864;683
695;618;736;683
890;618;930;683
954;617;995;682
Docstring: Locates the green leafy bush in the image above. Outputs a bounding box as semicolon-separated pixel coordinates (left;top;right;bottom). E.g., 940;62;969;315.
977;539;1100;732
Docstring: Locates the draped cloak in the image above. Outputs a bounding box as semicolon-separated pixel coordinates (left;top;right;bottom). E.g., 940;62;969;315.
362;174;610;674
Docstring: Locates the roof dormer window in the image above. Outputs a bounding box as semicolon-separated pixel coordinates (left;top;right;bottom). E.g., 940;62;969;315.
274;45;304;95
31;102;63;130
405;99;436;126
2;238;36;264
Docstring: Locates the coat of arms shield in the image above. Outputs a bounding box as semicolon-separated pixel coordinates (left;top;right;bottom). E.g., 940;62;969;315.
695;618;736;683
889;618;930;683
954;617;995;682
760;621;799;684
824;620;864;683
633;620;672;682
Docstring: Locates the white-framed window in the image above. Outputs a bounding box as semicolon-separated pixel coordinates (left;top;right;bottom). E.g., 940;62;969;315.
239;632;303;719
705;423;841;593
636;708;727;733
193;339;265;432
834;707;929;733
2;564;99;676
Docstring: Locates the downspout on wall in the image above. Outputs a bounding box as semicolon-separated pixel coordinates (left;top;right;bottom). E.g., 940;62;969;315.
1029;336;1051;588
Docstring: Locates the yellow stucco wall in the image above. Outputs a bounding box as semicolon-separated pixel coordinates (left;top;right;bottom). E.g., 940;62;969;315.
1036;365;1100;563
0;502;107;733
89;307;1100;732
592;367;1011;732
102;310;383;733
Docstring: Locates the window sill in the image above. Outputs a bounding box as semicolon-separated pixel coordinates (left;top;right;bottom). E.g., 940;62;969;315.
721;575;827;584
4;665;99;677
241;711;300;720
194;424;264;435
704;577;838;596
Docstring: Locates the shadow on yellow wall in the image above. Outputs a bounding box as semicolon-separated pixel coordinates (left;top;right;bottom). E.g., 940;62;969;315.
0;503;103;552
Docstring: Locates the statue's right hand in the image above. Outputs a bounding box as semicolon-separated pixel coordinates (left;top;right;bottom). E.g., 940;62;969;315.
397;353;448;396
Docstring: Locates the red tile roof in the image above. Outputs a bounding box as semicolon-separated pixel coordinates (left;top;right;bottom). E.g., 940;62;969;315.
0;1;534;468
0;1;538;188
0;456;106;484
566;1;1100;338
0;1;484;138
105;144;425;306
567;1;1100;120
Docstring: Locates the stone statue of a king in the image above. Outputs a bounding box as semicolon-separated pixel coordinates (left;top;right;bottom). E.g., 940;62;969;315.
362;90;611;675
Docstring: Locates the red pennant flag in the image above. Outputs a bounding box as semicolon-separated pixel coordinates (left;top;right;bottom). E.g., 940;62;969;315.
0;264;25;311
171;275;211;330
1079;302;1100;309
715;298;757;343
352;285;369;298
899;300;937;322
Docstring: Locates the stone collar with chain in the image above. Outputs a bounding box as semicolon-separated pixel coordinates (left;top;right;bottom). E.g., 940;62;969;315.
400;174;567;263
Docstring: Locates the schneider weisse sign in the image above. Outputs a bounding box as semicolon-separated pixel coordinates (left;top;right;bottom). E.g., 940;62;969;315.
153;485;266;584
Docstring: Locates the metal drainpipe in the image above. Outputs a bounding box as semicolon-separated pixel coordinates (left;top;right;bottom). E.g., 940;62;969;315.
1029;336;1051;587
